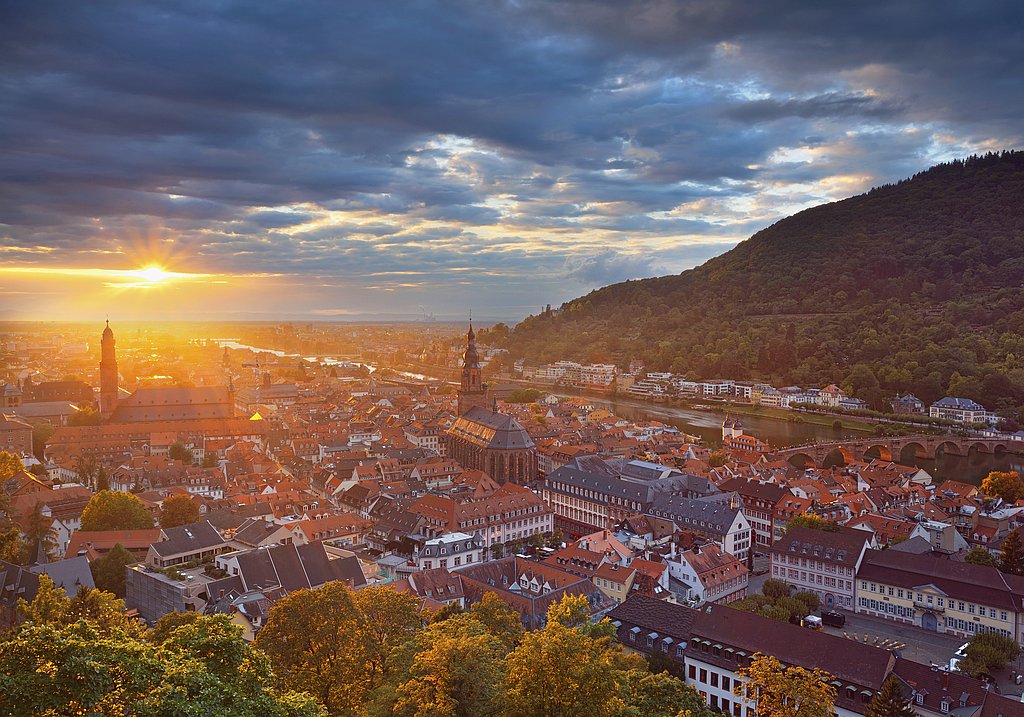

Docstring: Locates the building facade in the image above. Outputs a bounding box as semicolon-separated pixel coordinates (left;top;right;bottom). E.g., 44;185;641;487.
770;526;870;609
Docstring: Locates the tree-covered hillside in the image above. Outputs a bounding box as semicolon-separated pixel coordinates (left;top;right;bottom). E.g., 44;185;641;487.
506;151;1024;418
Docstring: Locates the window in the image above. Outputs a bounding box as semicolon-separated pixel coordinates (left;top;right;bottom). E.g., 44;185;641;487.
722;676;731;691
689;665;697;680
711;673;719;688
700;669;708;684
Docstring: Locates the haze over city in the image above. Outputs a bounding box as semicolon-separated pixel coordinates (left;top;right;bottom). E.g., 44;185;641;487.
2;1;1021;320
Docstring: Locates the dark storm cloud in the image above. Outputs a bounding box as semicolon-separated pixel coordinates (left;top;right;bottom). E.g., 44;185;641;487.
0;0;1021;316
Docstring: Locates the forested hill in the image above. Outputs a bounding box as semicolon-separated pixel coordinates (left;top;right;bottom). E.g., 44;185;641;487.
504;151;1024;417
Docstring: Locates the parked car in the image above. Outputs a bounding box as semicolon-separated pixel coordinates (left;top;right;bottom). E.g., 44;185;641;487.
802;615;823;630
821;610;846;628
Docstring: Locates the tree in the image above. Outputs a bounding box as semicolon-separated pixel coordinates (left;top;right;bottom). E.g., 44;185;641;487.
785;514;840;534
981;471;1024;504
1000;528;1024;576
17;573;147;638
159;493;200;528
89;543;135;597
30;423;52;462
351;585;423;689
734;653;836;717
256;582;377;715
73;452;99;490
964;546;997;567
502;594;647;717
67;406;101;426
0;614;323;717
0;525;22;563
619;670;717;717
392;613;506;717
0;450;22;482
201;451;220;468
708;451;728;468
95;465;109;492
167;440;194;465
761;579;791;600
865;675;915;717
22;502;57;562
467;592;524;651
80;490;154;531
959;632;1020;678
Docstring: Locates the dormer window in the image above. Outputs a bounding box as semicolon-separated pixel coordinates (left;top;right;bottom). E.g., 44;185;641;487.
940;700;950;714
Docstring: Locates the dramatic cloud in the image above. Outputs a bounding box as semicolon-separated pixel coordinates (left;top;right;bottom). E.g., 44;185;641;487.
0;0;1020;320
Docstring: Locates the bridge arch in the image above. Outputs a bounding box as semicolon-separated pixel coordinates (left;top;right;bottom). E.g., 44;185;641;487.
823;446;854;468
787;453;817;469
968;441;992;456
863;444;894;462
899;441;928;465
994;443;1009;454
935;440;963;459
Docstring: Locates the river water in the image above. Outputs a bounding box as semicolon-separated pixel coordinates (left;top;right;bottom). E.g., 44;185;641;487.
571;396;1022;485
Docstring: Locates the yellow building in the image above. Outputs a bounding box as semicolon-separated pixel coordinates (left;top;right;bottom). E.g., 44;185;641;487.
855;550;1020;640
592;563;637;605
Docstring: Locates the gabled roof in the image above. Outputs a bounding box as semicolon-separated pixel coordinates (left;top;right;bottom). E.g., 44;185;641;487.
151;520;225;557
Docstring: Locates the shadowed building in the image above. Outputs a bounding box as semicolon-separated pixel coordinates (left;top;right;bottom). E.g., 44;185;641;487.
98;322;236;424
446;323;537;484
99;320;118;420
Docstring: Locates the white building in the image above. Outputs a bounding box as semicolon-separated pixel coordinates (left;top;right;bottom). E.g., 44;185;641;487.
415;532;484;571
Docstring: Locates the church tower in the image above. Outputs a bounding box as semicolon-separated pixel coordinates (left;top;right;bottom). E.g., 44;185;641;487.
457;321;490;416
99;320;119;420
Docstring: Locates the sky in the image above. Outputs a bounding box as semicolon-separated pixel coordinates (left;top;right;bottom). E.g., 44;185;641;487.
1;1;1022;322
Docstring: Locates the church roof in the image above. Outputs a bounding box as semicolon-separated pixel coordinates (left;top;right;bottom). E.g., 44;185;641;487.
447;406;535;450
109;386;234;423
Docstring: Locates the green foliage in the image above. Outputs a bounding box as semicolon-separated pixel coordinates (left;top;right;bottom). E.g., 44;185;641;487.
761;579;791;600
167;440;194;465
707;451;728;468
785;514;840;534
959;632;1020;677
964;546;997;567
22;502;57;562
0;450;22;482
733;580;816;624
81;490;155;531
505;152;1024;420
981;471;1024;504
90;543;136;598
866;675;916;717
0;615;323;717
506;388;543;403
67;406;101;426
202;451;221;468
1000;528;1024;576
159;493;200;529
30;423;53;461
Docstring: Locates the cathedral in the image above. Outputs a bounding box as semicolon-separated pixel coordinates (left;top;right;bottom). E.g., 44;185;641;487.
98;322;236;424
445;323;537;484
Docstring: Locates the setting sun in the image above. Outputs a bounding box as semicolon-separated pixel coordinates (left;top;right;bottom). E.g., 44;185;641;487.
136;265;171;284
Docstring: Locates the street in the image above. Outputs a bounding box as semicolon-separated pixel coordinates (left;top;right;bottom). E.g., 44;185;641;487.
821;609;963;668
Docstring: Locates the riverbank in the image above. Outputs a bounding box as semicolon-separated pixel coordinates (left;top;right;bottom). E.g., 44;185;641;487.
718;404;877;433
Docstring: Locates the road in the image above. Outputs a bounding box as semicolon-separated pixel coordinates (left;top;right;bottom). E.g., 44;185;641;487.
821;609;963;667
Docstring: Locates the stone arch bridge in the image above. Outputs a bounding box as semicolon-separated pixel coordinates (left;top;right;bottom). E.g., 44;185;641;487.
774;435;1023;468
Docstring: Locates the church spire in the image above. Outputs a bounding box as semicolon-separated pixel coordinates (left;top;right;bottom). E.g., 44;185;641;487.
99;319;118;421
457;317;486;416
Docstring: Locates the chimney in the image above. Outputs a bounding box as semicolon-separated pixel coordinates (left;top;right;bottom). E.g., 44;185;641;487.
943;672;950;690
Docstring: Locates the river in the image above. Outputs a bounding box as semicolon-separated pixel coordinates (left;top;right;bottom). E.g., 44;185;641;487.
567;396;1022;485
